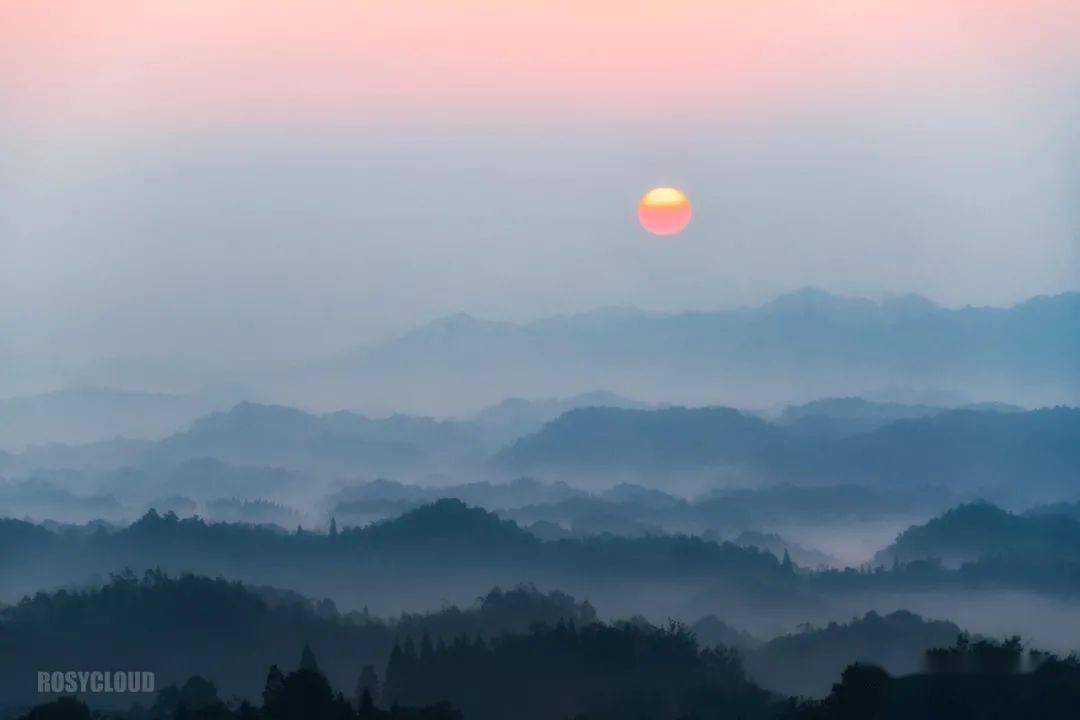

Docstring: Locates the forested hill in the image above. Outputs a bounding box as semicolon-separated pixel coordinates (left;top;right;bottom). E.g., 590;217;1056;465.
7;501;1080;635
0;571;595;710
0;500;800;614
874;503;1080;566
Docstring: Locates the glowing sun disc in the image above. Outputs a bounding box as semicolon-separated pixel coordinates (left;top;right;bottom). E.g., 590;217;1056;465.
638;187;692;236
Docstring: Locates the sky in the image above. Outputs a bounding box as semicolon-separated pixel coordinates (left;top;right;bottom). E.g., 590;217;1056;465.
2;0;1079;393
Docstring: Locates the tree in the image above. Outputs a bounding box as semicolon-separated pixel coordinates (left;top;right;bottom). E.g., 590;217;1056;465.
329;516;338;538
384;642;405;705
359;689;375;717
264;666;351;720
300;643;321;672
263;664;286;712
356;664;381;708
20;697;92;720
828;664;891;720
179;675;220;710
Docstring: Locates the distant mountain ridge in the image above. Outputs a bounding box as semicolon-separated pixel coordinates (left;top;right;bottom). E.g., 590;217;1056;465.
308;289;1080;413
0;392;647;477
0;387;236;452
4;399;1078;509
502;406;779;470
499;405;1080;493
779;397;1023;438
7;290;1076;420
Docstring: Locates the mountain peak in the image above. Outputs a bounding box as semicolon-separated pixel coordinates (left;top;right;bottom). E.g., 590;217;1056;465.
365;499;535;546
763;288;874;314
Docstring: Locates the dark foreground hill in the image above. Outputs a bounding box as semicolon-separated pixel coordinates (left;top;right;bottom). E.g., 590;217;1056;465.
782;649;1080;720
0;571;595;710
14;598;1080;720
4;571;780;720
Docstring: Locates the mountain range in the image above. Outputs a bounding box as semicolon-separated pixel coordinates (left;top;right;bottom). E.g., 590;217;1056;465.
297;289;1079;414
0;391;644;463
0;387;236;452
498;405;1080;496
4;289;1076;447
3;400;1078;512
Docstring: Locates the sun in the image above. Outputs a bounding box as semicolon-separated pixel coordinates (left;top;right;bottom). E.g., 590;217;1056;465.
638;187;692;236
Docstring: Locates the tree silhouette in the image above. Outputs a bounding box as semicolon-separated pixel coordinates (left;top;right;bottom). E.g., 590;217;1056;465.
357;664;381;708
261;665;355;720
300;643;321;673
20;697;92;720
829;664;890;720
263;664;285;714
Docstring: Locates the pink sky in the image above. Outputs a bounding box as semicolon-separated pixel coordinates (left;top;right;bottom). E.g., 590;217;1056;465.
3;0;1079;127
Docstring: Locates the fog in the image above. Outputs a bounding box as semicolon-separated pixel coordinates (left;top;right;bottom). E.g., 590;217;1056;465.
3;78;1079;402
3;4;1080;716
829;591;1080;656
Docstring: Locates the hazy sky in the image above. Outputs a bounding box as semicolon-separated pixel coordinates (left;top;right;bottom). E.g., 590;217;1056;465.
2;1;1079;391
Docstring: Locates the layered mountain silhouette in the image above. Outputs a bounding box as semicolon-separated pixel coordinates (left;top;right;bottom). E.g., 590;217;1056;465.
4;399;1078;512
746;610;962;697
0;387;238;451
307;289;1080;413
874;503;1080;567
499;406;1080;492
6;291;1076;427
0;393;647;477
779;396;1022;439
0;571;598;709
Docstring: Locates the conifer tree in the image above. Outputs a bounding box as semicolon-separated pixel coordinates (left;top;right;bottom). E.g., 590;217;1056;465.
300;643;320;672
356;664;380;708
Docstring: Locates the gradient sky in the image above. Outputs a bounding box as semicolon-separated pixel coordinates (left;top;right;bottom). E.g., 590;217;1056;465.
2;1;1079;393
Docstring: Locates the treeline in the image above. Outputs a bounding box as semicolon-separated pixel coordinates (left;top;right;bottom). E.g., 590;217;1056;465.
22;663;461;720
0;571;595;709
9;497;1080;662
21;624;780;720
2;569;1005;709
19;633;1080;720
379;621;775;720
0;500;801;613
746;611;961;697
781;637;1080;719
7;499;1080;621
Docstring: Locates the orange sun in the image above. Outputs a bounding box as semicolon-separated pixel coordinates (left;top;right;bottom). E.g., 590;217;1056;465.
638;187;692;236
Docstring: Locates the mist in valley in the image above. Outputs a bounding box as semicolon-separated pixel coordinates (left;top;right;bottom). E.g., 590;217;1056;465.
4;1;1080;716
